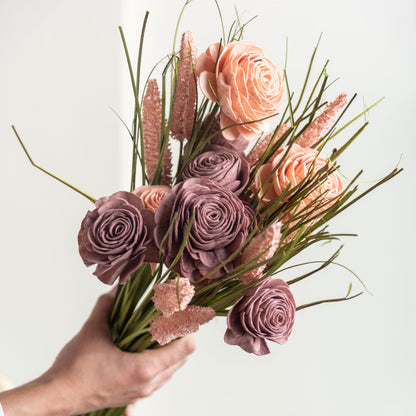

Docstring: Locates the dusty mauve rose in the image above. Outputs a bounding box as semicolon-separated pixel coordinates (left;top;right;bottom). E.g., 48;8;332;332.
241;198;261;235
78;191;157;285
182;147;250;195
197;114;249;153
253;143;343;213
195;41;284;142
181;115;248;174
154;178;252;283
225;278;296;355
133;185;171;213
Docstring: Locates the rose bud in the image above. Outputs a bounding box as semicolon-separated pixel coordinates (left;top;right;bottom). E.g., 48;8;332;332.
182;147;250;195
196;114;249;154
133;185;171;213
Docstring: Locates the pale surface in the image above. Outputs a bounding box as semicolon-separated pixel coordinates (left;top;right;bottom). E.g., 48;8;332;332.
1;1;415;416
0;0;122;383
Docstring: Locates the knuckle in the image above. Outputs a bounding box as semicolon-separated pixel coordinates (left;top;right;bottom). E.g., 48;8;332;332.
136;386;154;399
97;293;111;306
135;364;156;382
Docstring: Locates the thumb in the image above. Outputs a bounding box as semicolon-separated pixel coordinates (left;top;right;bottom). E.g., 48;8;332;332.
83;288;118;331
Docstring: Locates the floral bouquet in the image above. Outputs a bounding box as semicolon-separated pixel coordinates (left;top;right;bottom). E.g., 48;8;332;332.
13;2;401;416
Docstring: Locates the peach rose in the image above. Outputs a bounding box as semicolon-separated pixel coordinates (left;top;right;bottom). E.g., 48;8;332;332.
253;143;343;215
133;185;171;213
195;41;283;142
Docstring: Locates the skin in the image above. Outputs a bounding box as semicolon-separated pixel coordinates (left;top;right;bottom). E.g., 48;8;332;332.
0;292;195;416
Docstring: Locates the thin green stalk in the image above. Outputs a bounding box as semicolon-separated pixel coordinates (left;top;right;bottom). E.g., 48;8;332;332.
286;246;343;285
291;34;322;115
324;97;385;144
12;126;96;203
161;211;196;279
118;26;141;190
329;122;368;162
283;69;295;126
296;288;363;311
214;0;226;42
135;12;150;186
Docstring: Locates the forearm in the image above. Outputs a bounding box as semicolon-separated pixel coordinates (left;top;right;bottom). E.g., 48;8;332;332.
0;373;74;416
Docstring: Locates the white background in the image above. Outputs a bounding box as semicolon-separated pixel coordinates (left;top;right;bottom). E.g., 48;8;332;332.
1;1;415;415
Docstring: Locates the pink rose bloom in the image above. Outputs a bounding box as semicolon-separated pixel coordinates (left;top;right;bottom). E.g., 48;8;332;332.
182;147;250;196
154;178;253;283
195;41;283;142
225;278;296;355
78;191;158;285
133;185;170;213
253;143;343;214
198;114;249;154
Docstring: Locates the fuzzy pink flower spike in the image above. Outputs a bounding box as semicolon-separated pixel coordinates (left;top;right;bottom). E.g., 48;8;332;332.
161;141;173;186
152;277;195;317
239;222;282;285
143;79;162;182
297;93;348;148
246;124;290;166
142;79;172;185
150;306;216;345
171;31;198;142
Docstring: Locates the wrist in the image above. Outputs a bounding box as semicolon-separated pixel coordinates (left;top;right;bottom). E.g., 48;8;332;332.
0;372;75;416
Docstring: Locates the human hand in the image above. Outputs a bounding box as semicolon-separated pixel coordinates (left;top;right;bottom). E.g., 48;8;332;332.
0;292;195;416
48;291;196;412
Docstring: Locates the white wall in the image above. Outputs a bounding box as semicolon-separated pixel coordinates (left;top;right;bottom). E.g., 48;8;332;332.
0;0;122;382
1;0;415;415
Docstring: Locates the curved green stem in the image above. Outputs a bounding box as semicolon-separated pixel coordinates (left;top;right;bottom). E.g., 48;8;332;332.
12;126;96;203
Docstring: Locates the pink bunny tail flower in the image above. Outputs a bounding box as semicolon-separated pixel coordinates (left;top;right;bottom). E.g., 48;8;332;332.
171;31;198;142
297;93;348;148
161;140;173;186
152;277;195;317
150;306;216;345
143;79;163;182
239;222;282;285
245;124;290;166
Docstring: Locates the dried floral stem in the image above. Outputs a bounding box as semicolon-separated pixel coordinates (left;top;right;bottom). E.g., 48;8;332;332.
296;288;363;311
11;126;96;203
118;15;148;191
